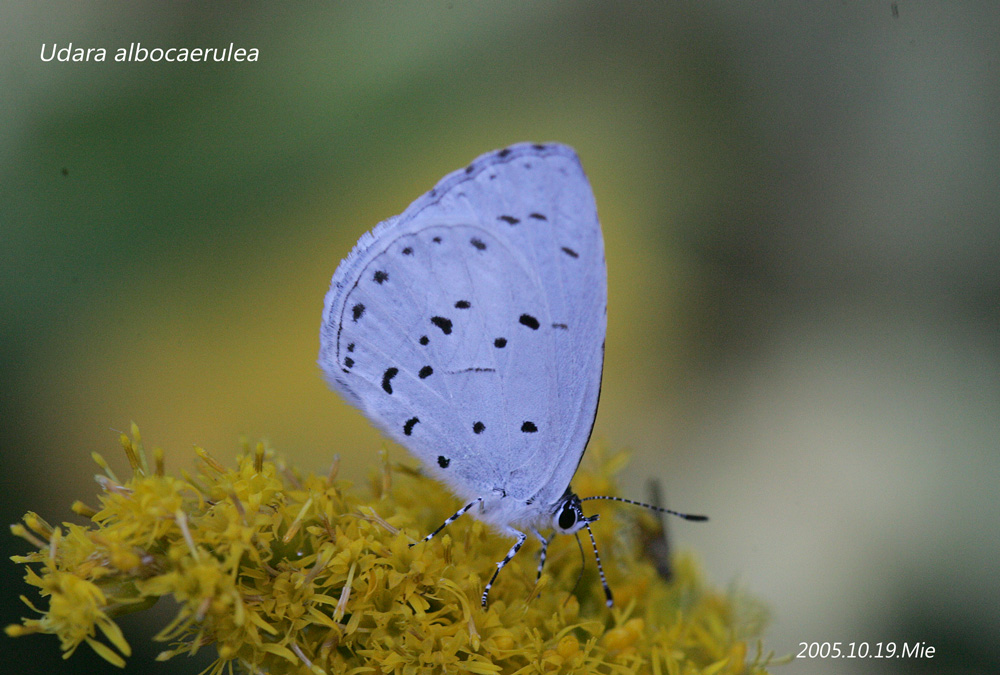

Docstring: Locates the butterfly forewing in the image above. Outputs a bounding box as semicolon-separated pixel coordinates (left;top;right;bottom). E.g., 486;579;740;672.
320;143;605;512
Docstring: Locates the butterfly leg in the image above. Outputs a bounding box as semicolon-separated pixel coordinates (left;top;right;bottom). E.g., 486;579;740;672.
481;528;527;608
409;497;483;546
533;528;554;583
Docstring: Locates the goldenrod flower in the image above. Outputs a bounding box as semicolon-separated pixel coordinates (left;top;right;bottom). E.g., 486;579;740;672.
7;425;774;674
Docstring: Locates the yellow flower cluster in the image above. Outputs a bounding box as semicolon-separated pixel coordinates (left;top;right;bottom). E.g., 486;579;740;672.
7;426;773;674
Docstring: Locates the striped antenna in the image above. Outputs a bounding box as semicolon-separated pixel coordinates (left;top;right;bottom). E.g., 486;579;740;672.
581;495;708;522
583;519;614;607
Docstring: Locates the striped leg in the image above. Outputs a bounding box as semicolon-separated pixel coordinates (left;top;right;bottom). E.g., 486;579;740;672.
409;497;482;546
535;530;554;582
482;528;527;608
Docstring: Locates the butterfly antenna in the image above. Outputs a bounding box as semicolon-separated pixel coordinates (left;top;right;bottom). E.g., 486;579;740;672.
581;495;708;522
584;519;614;608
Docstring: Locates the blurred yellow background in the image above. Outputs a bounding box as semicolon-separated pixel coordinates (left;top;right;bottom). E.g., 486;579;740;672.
2;3;998;674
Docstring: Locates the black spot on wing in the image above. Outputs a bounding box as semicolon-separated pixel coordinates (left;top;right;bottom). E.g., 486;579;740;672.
498;215;519;225
437;455;450;468
347;343;355;352
344;357;354;369
473;421;485;434
552;323;568;330
381;367;398;394
494;337;507;348
352;304;365;321
529;213;547;221
403;417;419;436
419;335;429;345
521;421;538;433
519;314;540;330
455;300;471;309
561;247;579;259
402;246;413;255
498;148;511;158
418;365;433;379
470;238;486;250
431;316;453;335
373;270;388;284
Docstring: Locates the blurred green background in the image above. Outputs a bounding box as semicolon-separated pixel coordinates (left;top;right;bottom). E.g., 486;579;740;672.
3;2;998;673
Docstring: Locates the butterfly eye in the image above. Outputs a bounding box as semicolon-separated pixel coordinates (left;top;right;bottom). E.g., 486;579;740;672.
556;502;578;531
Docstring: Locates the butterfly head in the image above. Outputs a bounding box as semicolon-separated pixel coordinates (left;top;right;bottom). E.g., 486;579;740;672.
552;489;598;535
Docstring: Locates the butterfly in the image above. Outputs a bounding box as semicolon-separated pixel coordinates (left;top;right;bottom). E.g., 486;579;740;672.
319;142;705;608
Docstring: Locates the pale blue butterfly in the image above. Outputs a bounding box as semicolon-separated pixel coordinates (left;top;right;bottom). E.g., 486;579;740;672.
319;142;706;607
